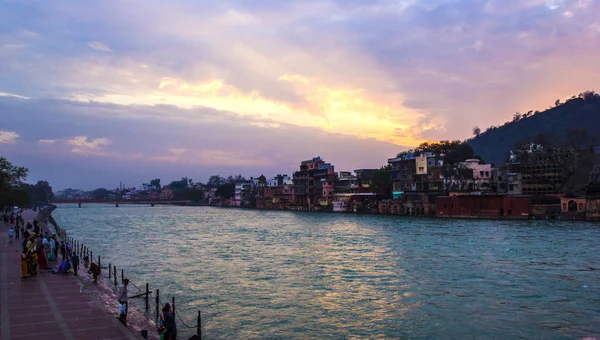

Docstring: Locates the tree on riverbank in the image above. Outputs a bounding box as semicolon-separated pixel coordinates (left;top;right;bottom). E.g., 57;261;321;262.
20;181;54;206
0;157;30;206
397;140;483;165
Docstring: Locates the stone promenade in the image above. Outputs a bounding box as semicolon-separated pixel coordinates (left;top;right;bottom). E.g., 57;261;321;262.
0;221;142;340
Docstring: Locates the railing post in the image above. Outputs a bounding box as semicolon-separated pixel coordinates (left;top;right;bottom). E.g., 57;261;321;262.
155;289;160;321
145;283;149;312
109;263;111;279
90;251;93;264
114;266;117;287
197;310;201;340
172;296;175;316
98;256;101;270
121;269;124;283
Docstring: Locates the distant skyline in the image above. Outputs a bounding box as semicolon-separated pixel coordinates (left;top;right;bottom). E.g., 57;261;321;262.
1;0;600;190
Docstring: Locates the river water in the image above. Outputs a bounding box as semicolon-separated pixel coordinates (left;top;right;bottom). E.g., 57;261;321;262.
53;204;600;339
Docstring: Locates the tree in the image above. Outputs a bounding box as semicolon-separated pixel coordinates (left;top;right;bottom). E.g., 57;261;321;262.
408;140;482;165
207;175;224;188
215;183;235;198
0;157;29;206
92;188;109;200
555;99;561;107
512;112;522;122
188;188;205;202
150;178;161;190
21;181;54;205
370;165;392;198
473;126;481;136
396;149;415;158
169;178;188;190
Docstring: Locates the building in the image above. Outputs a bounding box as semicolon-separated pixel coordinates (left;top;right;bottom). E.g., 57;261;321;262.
315;163;335;210
293;157;326;210
388;155;416;199
334;171;357;193
354;169;376;189
257;175;294;210
436;195;530;219
459;159;492;191
508;145;574;195
231;181;255;207
442;165;474;192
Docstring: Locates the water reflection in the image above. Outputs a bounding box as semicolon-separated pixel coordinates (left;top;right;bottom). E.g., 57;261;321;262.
54;205;600;339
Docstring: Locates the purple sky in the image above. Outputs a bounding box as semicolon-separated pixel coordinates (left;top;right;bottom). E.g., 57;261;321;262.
1;0;600;190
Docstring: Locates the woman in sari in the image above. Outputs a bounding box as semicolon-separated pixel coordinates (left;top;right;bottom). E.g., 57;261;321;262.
20;249;29;278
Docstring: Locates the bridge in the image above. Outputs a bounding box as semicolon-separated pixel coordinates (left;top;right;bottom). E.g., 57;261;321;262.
50;200;192;207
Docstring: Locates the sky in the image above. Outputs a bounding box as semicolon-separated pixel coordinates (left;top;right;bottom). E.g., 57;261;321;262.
1;0;599;190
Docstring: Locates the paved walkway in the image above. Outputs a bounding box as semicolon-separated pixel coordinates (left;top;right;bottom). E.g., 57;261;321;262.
0;221;140;340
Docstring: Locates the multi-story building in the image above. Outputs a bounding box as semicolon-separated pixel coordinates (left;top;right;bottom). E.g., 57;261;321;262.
315;163;335;209
232;181;254;207
508;146;574;195
389;154;416;199
293;157;326;210
354;169;376;191
459;159;492;191
334;171;357;193
257;175;294;209
442;165;474;192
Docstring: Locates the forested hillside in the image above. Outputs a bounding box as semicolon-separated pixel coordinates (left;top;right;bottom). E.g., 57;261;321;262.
467;91;600;165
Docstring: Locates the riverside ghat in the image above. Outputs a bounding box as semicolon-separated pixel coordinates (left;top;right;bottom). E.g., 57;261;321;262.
51;203;600;339
0;207;148;340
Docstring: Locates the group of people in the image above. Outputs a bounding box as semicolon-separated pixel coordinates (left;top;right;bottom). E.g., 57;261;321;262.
5;209;177;339
6;215;80;279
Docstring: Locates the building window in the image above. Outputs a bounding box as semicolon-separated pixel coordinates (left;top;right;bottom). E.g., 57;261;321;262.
444;204;447;208
485;171;489;177
579;203;583;211
509;184;514;191
480;171;484;177
419;167;424;172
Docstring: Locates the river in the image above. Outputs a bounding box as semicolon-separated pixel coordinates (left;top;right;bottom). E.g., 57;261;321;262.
53;204;600;339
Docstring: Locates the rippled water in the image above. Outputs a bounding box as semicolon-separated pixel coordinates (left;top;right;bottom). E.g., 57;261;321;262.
53;204;600;339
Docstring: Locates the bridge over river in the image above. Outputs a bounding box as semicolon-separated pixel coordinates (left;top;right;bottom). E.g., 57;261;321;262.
51;200;192;207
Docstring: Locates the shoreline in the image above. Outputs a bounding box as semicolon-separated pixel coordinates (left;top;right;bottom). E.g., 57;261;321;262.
51;202;600;224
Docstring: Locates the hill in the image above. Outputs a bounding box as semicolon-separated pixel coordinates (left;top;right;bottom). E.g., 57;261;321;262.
467;92;600;166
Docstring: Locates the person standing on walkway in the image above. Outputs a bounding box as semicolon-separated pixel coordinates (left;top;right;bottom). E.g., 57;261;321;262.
118;278;130;324
15;223;20;239
162;303;177;340
8;227;14;244
72;253;79;276
60;241;66;260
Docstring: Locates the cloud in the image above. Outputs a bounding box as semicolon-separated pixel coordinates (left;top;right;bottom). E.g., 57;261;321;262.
0;131;20;144
0;96;404;189
0;92;29;99
38;139;57;144
86;41;112;52
168;148;186;154
278;74;311;84
66;136;111;154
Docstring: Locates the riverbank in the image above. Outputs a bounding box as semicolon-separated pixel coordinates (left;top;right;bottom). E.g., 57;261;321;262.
0;212;143;339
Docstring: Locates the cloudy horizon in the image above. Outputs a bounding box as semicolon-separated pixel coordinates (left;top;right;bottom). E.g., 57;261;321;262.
1;0;599;190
